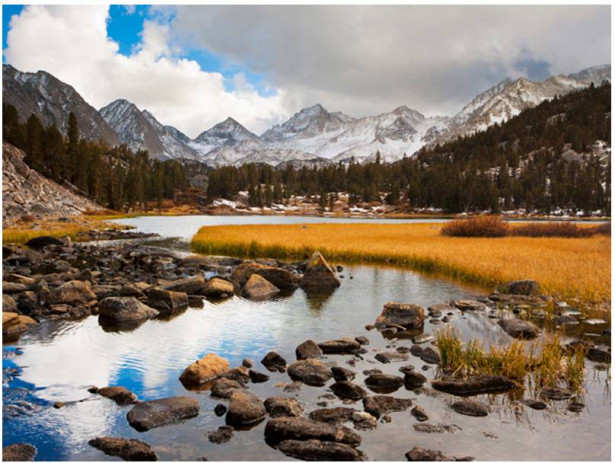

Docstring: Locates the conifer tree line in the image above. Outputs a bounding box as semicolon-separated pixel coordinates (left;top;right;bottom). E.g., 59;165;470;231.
3;104;187;212
206;83;611;214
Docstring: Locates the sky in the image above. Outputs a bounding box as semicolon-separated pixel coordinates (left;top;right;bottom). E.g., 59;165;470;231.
2;4;611;138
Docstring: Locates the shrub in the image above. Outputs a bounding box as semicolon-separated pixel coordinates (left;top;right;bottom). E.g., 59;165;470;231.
441;216;509;237
593;222;611;236
511;222;611;238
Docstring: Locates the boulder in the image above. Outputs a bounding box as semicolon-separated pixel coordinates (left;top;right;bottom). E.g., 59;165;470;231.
210;378;245;399
296;340;323;360
450;400;489;417
264;396;305;418
3;294;17;312
231;262;297;290
264;417;361;447
207;426;234;444
299;252;341;291
119;284;146;298
48;280;96;306
505;280;541;296
225;391;266;427
179;353;230;387
98;297;158;326
241;274;280;300
219;366;250;385
365;373;404;392
146;288;188;316
287;359;333;386
24;235;63;249
163;276;206;295
200;278;234;298
376;302;425;329
404;371;428;389
2;282;27;294
330;381;367;401
249;369;270;383
432;375;516;396
363;395;413;418
309;407;356;425
127;396;200;431
277;439;365;461
89;437;158;461
498;319;540;340
2;312;37;340
318;338;362;355
3;443;37;461
331;366;356;382
262;351;287;372
97;386;138;405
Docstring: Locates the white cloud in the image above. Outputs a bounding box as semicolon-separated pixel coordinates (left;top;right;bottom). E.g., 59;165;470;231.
4;5;292;136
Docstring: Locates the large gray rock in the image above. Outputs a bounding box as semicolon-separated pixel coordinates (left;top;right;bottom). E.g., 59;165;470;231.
278;439;365;461
241;274;280;300
225;391;266;427
287;359;333;386
127;396;200;431
264;417;361;447
376;302;425;329
98;297;158;325
498;319;540;340
89;437;158;461
299;252;341;291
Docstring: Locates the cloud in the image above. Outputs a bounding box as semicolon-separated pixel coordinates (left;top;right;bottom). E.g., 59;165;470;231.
4;5;291;136
169;5;610;117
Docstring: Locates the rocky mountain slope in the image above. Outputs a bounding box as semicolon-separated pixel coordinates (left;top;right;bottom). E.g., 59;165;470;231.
2;64;119;147
3;142;101;222
99;99;198;161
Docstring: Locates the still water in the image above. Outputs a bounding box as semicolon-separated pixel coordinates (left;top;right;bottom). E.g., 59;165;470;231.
3;215;610;461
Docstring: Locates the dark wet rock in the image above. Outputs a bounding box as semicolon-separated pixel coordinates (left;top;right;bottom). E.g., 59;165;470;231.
354;336;369;345
381;415;392;423
330;381;367;401
363;368;383;376
264;396;305;418
262;351;287;373
398;365;415;375
225;391;266;427
277;439;365;461
567;401;585;412
211;378;245;399
214;404;227;416
410;345;424;356
419;347;441;365
432;375;516;396
24;235;63;250
318;338;362;355
405;446;473;461
404;371;428;389
376;302;425;329
375;351;409;364
288;359;333;387
454;300;486;311
200;278;234;298
249;369;270;383
587;347;611;363
539;387;573;401
411;406;429;422
207;426;234;444
89;436;158;461
242;358;254;368
284;382;303;393
299;252;341;291
98;297;158;326
309;407;356;425
127;396;200;431
48;280;96;306
505;280;541;296
98;386;138;405
498;319;540;340
396;346;412;353
179;353;230;387
163;276;206;295
241;274;280;300
264;417;361;447
219;366;250;385
146;288;188;316
295;340;323;360
364;373;404;392
365;324;375;331
450;400;489;417
521;399;547;410
3;443;37;461
413;423;462;434
363;395;413;418
351;411;377;430
332;366;356;382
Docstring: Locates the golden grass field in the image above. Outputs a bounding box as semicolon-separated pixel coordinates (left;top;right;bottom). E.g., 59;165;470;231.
191;222;611;305
2;218;129;245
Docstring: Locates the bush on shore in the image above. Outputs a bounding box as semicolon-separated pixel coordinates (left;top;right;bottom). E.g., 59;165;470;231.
441;216;509;237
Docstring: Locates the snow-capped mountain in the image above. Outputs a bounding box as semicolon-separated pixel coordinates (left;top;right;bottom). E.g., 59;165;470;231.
2;64;119;146
190;117;263;154
99;99;198;160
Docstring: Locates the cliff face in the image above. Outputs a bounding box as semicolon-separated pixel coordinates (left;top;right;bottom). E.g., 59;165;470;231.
3;142;102;224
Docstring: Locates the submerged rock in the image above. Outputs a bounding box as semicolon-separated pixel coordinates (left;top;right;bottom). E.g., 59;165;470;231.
24;235;63;249
264;397;305;418
299;252;341;291
97;386;138;405
207;426;234;444
375;351;409;364
521;399;547;410
287;359;333;386
3;443;37;461
405;446;473;461
89;436;158;461
454;300;486;311
498;319;540;340
413;423;462;434
376;302;425;329
539;387;574;401
277;439;365;461
330;381;367;401
363;395;413;418
127;396;200;431
264;417;361;447
432;375;516;396
309;407;356;425
179;353;229;387
225;391;266;427
450;400;489;417
241;274;280;300
411;406;429;422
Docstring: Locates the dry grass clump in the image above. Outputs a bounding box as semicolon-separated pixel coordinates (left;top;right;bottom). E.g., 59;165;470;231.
191;222;610;303
441;216;509;237
3;223;90;245
511;221;610;238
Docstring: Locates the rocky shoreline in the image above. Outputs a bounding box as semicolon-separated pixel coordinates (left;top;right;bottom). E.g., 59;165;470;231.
2;235;611;461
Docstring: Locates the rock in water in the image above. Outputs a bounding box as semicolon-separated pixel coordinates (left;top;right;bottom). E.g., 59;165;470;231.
376;302;425;329
539;387;573;401
419;347;441;365
432;375;516;396
89;436;158;461
330;381;368;401
127;396;200;431
264;396;305;418
262;351;287;372
241;274;280;300
404;371;427;389
374;351;409;364
163;276;206;295
3;443;37;461
179;353;230;387
264;417;361;447
210;378;245;399
498;319;540;340
200;278;234;298
98;297;158;326
146;288;188;316
450;400;489;417
2;312;37;340
318;338;362;355
331;366;356;382
207;426;234;444
309;407;356;425
364;373;404;392
231;262;297;290
363;395;413;418
48;280;97;306
411;406;429;422
278;439;366;461
299;252;341;291
97;386;138;405
287;359;333;386
405;446;472;461
296;340;323;360
505;280;541;296
225;391;266;427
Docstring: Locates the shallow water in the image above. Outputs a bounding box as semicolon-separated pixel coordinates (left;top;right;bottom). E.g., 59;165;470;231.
2;215;611;461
